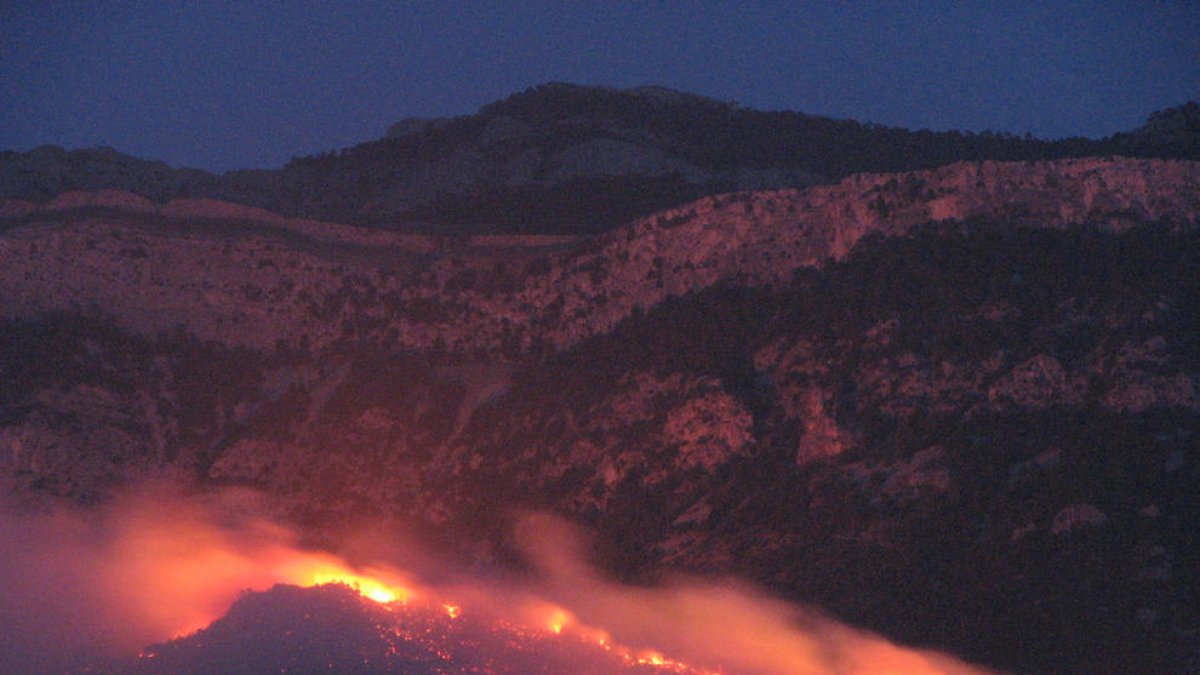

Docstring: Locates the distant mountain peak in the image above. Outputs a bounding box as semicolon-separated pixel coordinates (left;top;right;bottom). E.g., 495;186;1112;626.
478;81;737;121
3;85;1198;235
383;116;456;140
1127;101;1200;151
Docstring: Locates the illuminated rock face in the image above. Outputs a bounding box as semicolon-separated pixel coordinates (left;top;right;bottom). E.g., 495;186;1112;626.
0;158;1196;354
1;158;1198;673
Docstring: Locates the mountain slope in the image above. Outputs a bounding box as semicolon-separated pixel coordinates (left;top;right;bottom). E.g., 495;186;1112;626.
3;84;1197;234
1;158;1198;672
2;158;1195;355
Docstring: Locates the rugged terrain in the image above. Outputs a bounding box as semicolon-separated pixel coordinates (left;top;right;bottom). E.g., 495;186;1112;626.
1;155;1198;673
3;85;1197;233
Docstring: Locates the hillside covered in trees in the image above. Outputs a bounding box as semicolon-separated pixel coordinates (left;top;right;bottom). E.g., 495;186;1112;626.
2;85;1197;234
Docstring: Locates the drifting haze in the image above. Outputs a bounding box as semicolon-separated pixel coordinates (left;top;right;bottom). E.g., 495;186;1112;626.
0;483;993;674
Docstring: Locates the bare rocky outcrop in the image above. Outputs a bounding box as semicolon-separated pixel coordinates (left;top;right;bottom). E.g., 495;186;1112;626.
44;189;158;213
2;158;1195;356
988;354;1085;409
792;386;857;464
0;384;153;498
661;389;754;472
1051;503;1109;534
1;155;1198;674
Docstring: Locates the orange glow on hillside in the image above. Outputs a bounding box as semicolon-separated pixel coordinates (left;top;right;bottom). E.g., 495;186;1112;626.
272;556;414;606
0;486;999;674
544;606;572;634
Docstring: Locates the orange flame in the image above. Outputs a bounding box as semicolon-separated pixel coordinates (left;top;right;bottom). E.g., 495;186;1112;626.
0;487;998;674
272;556;414;606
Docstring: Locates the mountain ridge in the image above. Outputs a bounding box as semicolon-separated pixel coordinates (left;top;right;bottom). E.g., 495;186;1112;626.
3;83;1197;234
3;157;1195;355
2;131;1199;670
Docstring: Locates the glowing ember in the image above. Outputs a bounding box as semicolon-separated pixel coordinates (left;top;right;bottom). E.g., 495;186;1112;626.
194;551;716;671
287;561;413;605
546;607;571;634
130;582;725;674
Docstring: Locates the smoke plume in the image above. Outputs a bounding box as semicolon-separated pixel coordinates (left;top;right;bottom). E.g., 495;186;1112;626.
0;484;997;674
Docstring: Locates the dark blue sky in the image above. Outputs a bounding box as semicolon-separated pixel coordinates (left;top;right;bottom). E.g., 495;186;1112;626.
3;1;1197;172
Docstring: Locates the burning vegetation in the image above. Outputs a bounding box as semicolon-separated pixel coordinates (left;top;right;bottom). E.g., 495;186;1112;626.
0;483;993;674
131;583;709;674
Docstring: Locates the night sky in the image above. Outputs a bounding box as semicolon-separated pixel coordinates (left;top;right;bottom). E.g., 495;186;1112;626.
3;1;1197;173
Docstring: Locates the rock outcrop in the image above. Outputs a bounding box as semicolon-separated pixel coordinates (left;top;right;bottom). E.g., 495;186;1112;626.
1;157;1198;674
2;158;1196;356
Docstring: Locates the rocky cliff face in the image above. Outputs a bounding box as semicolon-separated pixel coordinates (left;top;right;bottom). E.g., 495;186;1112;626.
2;158;1196;355
1;157;1198;673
